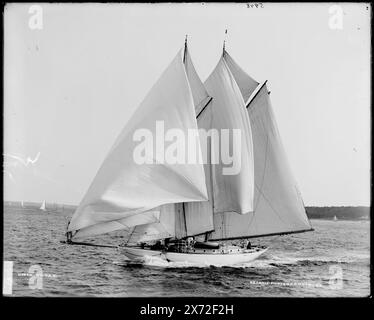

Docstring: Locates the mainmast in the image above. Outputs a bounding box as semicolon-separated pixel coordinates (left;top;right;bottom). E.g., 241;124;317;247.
183;34;188;64
222;29;228;57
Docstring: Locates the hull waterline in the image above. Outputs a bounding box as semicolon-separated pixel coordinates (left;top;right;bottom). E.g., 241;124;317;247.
122;246;268;266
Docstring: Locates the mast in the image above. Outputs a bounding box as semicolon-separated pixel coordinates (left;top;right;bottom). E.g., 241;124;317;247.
183;35;188;64
203;134;216;243
182;203;188;236
222;29;227;57
176;35;216;241
129;39;215;243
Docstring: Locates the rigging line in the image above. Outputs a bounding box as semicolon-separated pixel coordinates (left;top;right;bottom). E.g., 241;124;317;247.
248;99;288;226
254;183;287;226
208;228;313;242
126;227;137;245
254;134;269;213
245;134;269;234
250;119;296;226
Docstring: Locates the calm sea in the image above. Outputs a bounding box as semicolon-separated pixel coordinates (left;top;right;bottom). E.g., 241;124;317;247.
3;204;370;297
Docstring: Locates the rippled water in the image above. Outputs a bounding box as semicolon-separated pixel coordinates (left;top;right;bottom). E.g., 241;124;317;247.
3;204;370;297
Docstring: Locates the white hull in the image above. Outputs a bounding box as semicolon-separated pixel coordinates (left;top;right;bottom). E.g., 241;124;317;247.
122;246;268;267
122;247;166;261
166;248;267;266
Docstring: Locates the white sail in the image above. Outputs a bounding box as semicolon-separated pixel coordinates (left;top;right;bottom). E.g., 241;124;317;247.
177;100;215;238
223;51;259;105
123;204;177;243
73;210;160;239
68;49;209;237
21;200;24;208
208;80;312;240
175;47;215;238
124;46;215;242
40;200;46;211
162;52;257;242
202;56;255;214
184;46;212;115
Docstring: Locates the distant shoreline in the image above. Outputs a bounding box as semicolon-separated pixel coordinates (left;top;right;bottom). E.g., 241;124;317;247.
3;202;371;221
305;206;370;221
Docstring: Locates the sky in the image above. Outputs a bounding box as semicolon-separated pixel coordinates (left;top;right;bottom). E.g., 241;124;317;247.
4;3;371;206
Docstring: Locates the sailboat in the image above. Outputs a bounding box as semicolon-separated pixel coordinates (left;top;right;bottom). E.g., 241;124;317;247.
333;215;338;221
65;38;312;266
21;200;24;208
40;200;47;211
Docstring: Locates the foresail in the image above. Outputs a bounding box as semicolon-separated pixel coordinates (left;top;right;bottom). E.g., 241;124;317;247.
203;57;255;214
126;48;215;242
72;210;160;239
68;49;208;237
122;204;176;244
208;83;312;240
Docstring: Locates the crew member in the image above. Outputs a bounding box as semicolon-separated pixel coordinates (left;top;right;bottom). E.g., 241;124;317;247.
66;231;73;244
246;240;252;249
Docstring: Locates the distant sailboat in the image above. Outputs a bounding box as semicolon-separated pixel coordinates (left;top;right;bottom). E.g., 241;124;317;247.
40;200;47;211
21;200;24;208
65;37;313;266
333;215;338;221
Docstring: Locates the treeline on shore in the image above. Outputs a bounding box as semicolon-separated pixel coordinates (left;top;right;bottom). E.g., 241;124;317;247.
306;206;370;220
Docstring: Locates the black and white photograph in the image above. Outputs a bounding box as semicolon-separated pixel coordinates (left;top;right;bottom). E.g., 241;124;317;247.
3;2;371;301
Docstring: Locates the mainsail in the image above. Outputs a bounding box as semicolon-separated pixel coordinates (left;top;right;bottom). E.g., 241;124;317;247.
207;51;312;240
69;48;209;239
